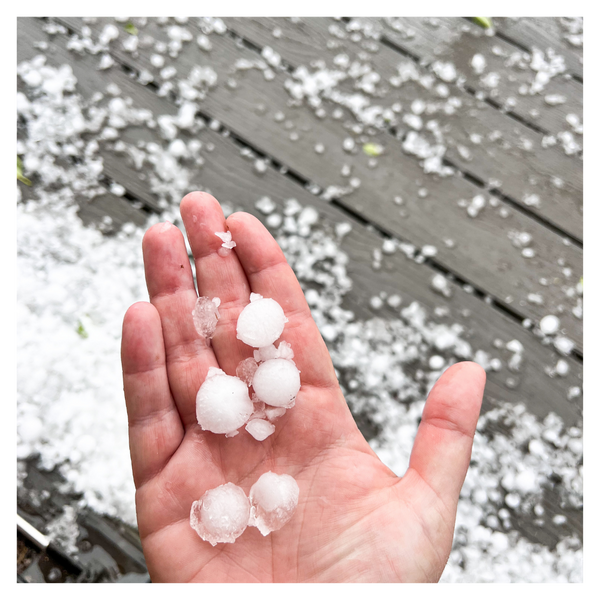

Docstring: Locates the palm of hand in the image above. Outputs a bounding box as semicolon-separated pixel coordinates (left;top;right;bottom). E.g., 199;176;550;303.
121;193;485;583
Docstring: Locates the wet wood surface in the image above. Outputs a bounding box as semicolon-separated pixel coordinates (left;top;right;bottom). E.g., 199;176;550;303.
17;16;583;551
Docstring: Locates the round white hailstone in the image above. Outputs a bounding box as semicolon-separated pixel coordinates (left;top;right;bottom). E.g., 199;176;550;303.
190;483;251;546
428;355;445;370
246;418;276;441
236;296;288;348
196;374;253;434
539;314;560;335
252;359;301;408
555;359;569;376
249;472;300;536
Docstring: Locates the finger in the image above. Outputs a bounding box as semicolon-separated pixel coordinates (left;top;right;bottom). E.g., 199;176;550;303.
121;301;185;488
143;221;218;427
407;361;485;508
226;211;339;390
180;192;253;375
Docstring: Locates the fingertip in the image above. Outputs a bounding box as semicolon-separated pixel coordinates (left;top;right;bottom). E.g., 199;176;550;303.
443;360;486;388
180;191;223;219
142;221;180;251
406;361;487;513
121;302;165;376
123;300;159;329
226;210;263;233
226;211;286;268
434;361;486;413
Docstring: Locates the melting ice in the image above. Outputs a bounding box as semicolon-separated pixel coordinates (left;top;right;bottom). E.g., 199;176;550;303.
249;472;300;536
195;294;301;439
192;296;221;340
190;473;299;543
190;483;251;546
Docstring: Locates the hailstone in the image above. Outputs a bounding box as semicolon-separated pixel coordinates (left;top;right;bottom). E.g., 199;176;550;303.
252;358;301;408
248;472;299;536
190;483;250;545
236;294;288;348
196;369;253;435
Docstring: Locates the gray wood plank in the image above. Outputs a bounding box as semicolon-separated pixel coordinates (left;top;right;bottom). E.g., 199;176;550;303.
225;17;583;242
16;17;582;432
17;16;584;544
349;17;583;139
37;17;584;353
494;17;583;79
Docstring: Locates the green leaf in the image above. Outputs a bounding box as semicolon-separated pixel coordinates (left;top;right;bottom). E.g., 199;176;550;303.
362;143;384;157
124;22;138;35
17;156;31;186
471;15;493;29
76;320;89;339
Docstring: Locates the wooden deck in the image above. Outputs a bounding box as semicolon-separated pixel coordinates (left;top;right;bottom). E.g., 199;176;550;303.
17;17;583;561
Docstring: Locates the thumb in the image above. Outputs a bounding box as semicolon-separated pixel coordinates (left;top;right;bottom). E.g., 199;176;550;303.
407;361;485;508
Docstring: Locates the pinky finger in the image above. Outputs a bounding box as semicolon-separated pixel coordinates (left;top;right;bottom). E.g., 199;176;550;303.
121;302;185;488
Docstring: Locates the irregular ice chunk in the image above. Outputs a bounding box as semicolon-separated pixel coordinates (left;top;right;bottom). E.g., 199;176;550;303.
192;297;221;340
246;418;276;441
250;400;267;420
248;472;299;536
253;341;294;363
265;406;287;422
236;296;288;348
190;483;251;545
215;230;236;249
196;373;253;434
252;358;301;408
236;357;259;385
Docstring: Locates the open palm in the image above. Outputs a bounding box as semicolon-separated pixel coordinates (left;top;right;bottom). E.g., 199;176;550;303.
121;192;486;582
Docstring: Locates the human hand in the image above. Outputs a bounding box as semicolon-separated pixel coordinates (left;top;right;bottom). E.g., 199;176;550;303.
121;192;486;582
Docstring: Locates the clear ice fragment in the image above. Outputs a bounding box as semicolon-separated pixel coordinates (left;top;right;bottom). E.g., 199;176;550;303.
265;407;287;422
252;358;301;408
236;296;288;348
196;373;254;434
236;357;259;385
215;230;237;249
190;483;250;545
275;341;294;360
192;297;221;340
248;472;299;535
246;418;276;441
250;400;267;420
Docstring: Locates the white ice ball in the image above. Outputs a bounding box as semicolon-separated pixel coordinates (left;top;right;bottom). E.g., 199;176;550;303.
539;314;560;335
190;483;250;545
249;472;299;536
252;358;301;408
236;296;288;348
196;373;253;434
